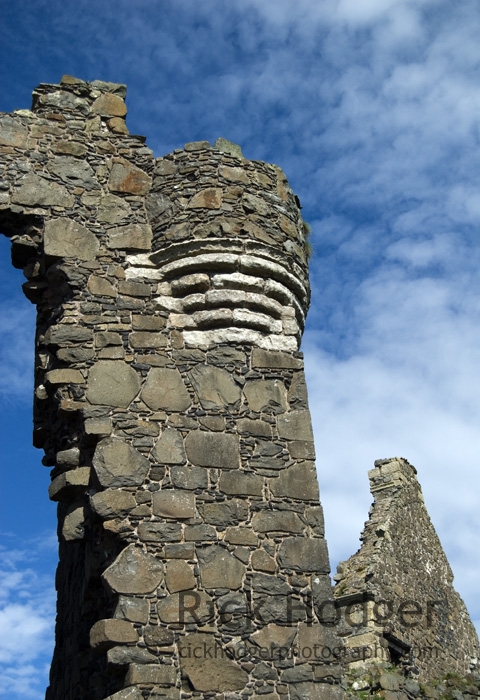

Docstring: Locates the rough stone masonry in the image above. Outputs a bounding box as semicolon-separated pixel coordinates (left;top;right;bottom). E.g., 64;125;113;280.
0;76;342;700
1;77;478;700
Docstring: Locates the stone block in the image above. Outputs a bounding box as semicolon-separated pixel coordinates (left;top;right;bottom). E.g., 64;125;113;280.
103;544;163;595
251;549;276;573
156;590;213;623
252;348;303;369
185;431;239;468
288;440;315;459
108;158;151;195
107;645;157;666
44;218;100;261
219;471;263;496
95;331;123;348
93;437;150;487
188;365;241;410
244;379;287;414
278;538;330;573
129;331;166;348
237;418;272;436
178;633;248;691
277;410;314;441
62;503;86;541
141;368;190;411
153;428;186;465
224;527;258;546
250;623;297;652
114;596;150;624
104;687;144;700
92;93;127;117
12;173;75;208
45;324;93;346
200;500;248;527
48;156;99;188
0;115;28;147
91;489;136;518
187;188;222;209
132;314;165;330
197;545;245;589
164;543;195;559
165;560;195;593
125;663;177;686
184;524;217;541
89;618;138;649
108;223;153;250
87;360;141;407
45;369;85;384
251;510;304;533
171;465;207;490
144;625;174;647
269;462;319;501
88;276;117;297
152;490;195;519
49;467;91;501
138;521;182;543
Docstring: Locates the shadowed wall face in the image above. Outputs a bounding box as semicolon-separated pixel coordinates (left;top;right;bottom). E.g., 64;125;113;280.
0;78;341;700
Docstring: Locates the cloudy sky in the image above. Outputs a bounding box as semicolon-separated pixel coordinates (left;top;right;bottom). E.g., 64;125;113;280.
1;0;480;696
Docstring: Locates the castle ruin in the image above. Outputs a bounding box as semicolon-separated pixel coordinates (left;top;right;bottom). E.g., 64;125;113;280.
0;77;477;700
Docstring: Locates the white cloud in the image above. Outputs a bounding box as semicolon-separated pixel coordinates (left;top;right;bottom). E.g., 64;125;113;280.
0;538;55;699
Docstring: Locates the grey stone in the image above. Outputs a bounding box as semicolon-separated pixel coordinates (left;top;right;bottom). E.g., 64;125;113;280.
141;368;190;411
46;368;85;384
171;465;208;490
237;418;272;436
44;218;100;260
188;365;241;410
93;437;150;487
197;545;245;589
114;596;150;624
251;510;304;533
185;431;239;468
288;440;315;459
288;372;309;408
250;623;297;652
125;663;177;686
108;157;151;195
251;549;276;572
219;471;263;496
138;522;182;542
104;687;144;700
278;538;330;573
88;276;117;298
97;193;132;223
89;618;138;649
144;625;174;647
48;156;99;189
244;379;287;414
62;503;86;541
106;645;157;666
165;560;195;593
152;489;195;519
90;489;136;518
103;544;163;594
277;410;314;441
0;115;28;147
251;573;292;596
92;93;127;117
269;462;319;501
251;348;303;369
107;223;153;250
156;590;213;623
199;499;248;527
187;187;222;209
87;360;141;407
184;524;217;541
178;633;248;691
38;90;90;114
153;428;186;464
45;324;93;346
48;468;91;501
11;174;74;208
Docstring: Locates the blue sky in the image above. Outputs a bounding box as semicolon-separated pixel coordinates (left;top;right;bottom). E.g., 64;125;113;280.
1;0;480;696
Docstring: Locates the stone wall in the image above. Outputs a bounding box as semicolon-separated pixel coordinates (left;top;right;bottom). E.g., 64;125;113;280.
0;77;342;700
333;458;479;680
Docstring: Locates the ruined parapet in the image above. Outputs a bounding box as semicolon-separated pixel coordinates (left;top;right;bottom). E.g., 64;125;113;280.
0;77;342;700
333;458;479;679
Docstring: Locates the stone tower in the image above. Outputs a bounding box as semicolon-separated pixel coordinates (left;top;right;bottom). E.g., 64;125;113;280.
0;78;341;700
